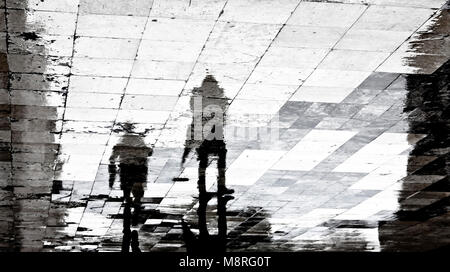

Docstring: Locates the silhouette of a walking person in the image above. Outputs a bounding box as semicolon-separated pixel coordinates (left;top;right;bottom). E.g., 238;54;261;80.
180;75;234;253
109;123;152;253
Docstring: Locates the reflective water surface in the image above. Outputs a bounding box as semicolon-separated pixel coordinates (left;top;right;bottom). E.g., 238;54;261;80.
0;0;449;252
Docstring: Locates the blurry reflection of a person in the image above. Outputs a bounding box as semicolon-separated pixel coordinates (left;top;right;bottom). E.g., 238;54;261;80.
181;75;234;253
109;123;152;253
182;191;233;253
182;75;234;196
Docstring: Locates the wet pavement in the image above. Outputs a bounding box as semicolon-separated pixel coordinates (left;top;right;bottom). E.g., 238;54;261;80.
0;0;450;252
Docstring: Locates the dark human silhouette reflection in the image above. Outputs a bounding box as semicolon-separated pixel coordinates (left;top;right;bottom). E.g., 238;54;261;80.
378;59;450;251
375;8;450;251
182;193;234;253
109;123;152;253
180;75;234;253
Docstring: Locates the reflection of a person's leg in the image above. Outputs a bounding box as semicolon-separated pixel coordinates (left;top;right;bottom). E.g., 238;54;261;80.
217;143;233;251
131;182;144;226
217;181;233;251
120;166;132;203
122;181;143;252
122;203;132;252
217;146;234;195
217;195;227;243
181;219;196;253
108;162;117;188
197;146;213;238
131;230;141;253
197;146;208;196
198;192;210;239
120;165;134;252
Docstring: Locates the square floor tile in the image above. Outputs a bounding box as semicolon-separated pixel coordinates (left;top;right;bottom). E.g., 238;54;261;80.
248;66;313;85
290;86;355;104
77;14;148;38
137;40;203;62
220;0;299;24
69;76;128;94
121;94;179;111
352;5;435;32
126;79;185;96
335;29;412;52
66;92;121;109
72;58;134;77
75;37;139;59
131;60;194;80
64;108;118;122
79;0;153;16
143;18;215;42
287;2;366;29
150;0;226;20
236;83;298;101
208;21;281;47
318;50;390;72
275;26;346;49
260;47;329;69
197;45;265;64
303;69;371;89
116;109;171;124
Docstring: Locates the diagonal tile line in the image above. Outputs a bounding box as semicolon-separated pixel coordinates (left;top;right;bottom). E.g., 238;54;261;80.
102;12;156;150
224;0;303;116
225;0;306;108
54;2;82;175
152;0;231;149
54;0;84;240
150;1;232;219
151;1;232;184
